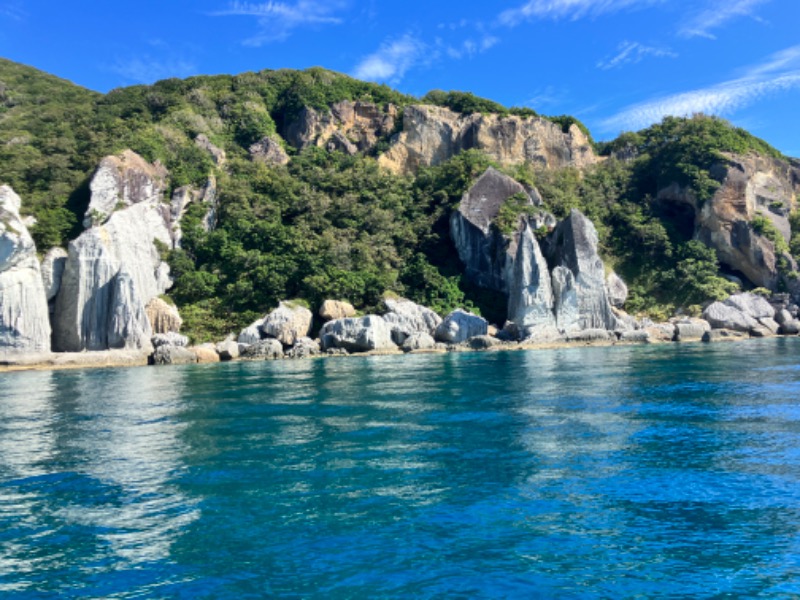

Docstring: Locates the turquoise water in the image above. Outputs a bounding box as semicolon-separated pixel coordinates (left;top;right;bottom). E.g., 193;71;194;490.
1;339;800;598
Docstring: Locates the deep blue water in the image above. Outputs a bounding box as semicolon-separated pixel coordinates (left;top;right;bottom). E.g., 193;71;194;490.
1;339;800;598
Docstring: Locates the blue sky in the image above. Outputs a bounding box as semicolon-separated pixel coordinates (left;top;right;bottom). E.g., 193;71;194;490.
1;0;799;155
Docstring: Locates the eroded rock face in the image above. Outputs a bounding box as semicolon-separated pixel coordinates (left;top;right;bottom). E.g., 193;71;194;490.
507;222;555;333
84;150;168;228
261;302;313;346
284;100;398;154
53;195;173;352
170;177;217;247
0;186;51;354
238;317;265;345
658;153;800;291
195;134;226;166
378;105;597;175
41;247;68;302
107;271;153;352
450;167;532;292
547;209;620;331
320;315;396;352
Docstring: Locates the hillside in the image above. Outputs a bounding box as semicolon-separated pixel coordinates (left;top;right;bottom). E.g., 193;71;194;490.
1;58;799;342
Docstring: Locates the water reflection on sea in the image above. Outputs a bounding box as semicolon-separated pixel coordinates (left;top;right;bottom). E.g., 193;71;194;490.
0;339;799;597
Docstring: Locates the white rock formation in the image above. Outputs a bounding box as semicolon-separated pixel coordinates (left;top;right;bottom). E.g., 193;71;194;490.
261;302;313;346
0;186;51;353
434;309;488;344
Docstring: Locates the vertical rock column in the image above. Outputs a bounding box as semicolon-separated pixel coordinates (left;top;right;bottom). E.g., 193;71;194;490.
0;186;52;354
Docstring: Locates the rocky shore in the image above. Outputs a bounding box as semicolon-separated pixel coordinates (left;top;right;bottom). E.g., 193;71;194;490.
2;104;799;370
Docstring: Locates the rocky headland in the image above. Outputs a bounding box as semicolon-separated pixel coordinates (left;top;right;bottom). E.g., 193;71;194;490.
2;63;800;372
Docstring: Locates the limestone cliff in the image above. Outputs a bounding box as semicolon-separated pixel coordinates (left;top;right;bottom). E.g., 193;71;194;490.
0;186;51;353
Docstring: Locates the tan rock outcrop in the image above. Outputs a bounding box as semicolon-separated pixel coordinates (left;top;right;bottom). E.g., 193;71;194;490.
319;299;356;321
378;105;598;174
146;297;183;334
284;100;398;153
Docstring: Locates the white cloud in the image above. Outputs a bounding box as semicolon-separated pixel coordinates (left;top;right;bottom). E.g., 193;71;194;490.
443;35;500;60
601;45;800;132
597;41;676;70
498;0;660;26
352;34;427;82
679;0;769;39
110;56;198;85
212;0;347;45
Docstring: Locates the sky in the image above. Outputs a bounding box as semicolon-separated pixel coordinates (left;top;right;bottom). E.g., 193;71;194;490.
1;0;799;156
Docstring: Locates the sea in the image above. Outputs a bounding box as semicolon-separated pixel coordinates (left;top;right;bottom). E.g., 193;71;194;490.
1;338;799;598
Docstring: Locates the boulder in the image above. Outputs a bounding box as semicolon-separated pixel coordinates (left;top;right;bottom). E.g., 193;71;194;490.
434;309;488;344
249;136;289;166
673;318;711;342
151;332;189;348
193;346;220;363
724;293;775;320
400;332;436;352
779;320;800;335
468;335;500;350
702;329;746;342
260;301;313;346
702;301;759;332
382;296;442;344
241;338;284;360
319;299;356;321
749;326;774;338
146;297;183;334
378;104;597;175
548;209;619;331
644;323;677;342
519;324;564;344
619;330;651;343
775;309;793;325
566;329;615;342
238;318;265;345
606;271;628;308
83;149;168;228
41;247;68;302
0;186;52;354
285;337;321;359
757;317;780;334
216;337;240;361
152;345;198;365
320;315;395;352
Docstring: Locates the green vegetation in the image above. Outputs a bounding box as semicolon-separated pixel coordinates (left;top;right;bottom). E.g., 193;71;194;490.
751;213;790;256
494;193;538;235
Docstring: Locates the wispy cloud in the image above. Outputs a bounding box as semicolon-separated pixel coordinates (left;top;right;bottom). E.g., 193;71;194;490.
597;41;676;70
0;2;25;20
109;56;198;85
352;34;428;83
212;1;347;45
601;44;800;132
443;35;499;60
498;0;660;26
679;0;770;39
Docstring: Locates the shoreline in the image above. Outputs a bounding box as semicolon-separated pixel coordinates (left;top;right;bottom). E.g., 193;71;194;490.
1;332;791;375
